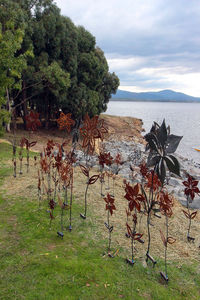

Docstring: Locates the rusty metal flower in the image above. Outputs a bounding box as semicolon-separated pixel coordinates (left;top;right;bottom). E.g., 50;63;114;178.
104;193;116;215
159;190;174;217
97;118;108;141
57;112;75;132
25;111;41;131
40;156;50;173
80;114;108;155
146;171;162;191
80;114;100;154
126;223;143;241
124;182;145;212
182;174;200;201
139;162;149;178
46;140;55;157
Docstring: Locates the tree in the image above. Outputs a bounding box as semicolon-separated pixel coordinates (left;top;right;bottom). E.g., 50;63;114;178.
0;0;30;134
6;0;119;129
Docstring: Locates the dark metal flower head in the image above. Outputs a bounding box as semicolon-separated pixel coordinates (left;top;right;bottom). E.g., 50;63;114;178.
98;152;107;168
139;162;149;178
159;190;174;217
49;199;56;210
46;140;55;157
182;174;200;201
114;153;122;165
145;120;182;184
104;193;116;215
146;171;162;191
104;152;113;166
124;182;145;212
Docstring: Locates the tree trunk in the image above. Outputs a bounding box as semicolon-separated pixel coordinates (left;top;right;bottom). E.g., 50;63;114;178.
45;90;50;129
6;89;11;132
22;80;28;130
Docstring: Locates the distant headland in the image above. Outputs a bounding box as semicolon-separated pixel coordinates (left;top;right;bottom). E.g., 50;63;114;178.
111;89;200;102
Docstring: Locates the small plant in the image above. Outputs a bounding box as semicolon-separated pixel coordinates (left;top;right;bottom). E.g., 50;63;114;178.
182;174;199;242
159;190;176;282
104;193;116;254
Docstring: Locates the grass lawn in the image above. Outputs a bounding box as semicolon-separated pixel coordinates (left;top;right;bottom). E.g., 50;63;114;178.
0;142;199;299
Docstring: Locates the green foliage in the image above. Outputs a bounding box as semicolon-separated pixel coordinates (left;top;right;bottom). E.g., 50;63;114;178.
10;0;119;124
0;0;33;133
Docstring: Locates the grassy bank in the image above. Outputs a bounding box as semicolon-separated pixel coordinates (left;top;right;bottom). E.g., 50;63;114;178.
0;142;200;299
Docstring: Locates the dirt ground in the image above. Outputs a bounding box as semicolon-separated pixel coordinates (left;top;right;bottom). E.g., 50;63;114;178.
1;114;200;265
2;114;145;153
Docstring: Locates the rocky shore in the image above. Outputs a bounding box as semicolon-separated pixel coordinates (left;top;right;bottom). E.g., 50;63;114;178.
75;134;200;210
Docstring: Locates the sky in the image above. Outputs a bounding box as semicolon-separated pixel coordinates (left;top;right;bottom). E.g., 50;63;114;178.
54;0;200;97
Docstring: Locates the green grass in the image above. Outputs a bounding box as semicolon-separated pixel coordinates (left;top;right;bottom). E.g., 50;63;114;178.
0;142;200;299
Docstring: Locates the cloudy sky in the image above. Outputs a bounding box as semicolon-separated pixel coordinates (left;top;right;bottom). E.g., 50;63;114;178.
55;0;200;96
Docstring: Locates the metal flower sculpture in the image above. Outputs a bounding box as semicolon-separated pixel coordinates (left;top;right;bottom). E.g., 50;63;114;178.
48;198;56;229
124;182;145;265
140;170;162;266
111;153;123;197
124;182;145;212
124;182;144;265
12;141;17;178
18;137;27;174
159;190;176;282
182;174;199;242
98;152;105;196
145;120;182;184
80;114;108;156
57;112;75;132
80;113;100;156
126;221;143;265
104;193;116;253
80;164;99;219
23;138;37;172
25;111;41;131
104;152;113;191
79;114;107;218
98;152;108;197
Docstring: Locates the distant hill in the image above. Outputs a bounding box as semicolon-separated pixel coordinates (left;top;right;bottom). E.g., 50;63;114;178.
111;89;200;102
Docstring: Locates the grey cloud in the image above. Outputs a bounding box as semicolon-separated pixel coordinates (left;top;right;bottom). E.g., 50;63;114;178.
55;0;200;95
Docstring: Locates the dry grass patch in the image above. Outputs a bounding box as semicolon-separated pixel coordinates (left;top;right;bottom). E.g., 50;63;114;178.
2;156;200;264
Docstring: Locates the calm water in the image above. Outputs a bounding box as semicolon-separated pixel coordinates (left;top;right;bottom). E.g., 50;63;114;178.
106;101;200;163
